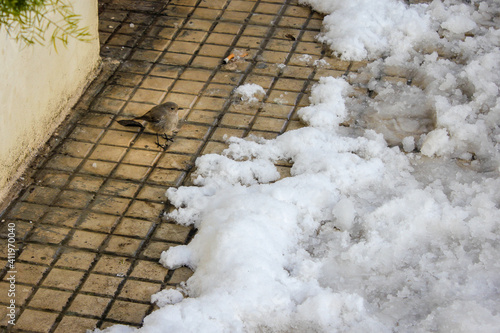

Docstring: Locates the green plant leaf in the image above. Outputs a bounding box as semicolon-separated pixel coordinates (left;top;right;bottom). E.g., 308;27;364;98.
0;0;91;48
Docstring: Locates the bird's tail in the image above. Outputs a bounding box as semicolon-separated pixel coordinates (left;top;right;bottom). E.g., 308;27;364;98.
117;119;144;128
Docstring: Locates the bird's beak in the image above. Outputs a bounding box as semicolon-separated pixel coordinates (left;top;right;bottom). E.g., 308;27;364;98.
178;107;184;110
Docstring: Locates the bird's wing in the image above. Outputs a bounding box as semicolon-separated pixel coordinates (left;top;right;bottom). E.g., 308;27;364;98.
136;105;165;122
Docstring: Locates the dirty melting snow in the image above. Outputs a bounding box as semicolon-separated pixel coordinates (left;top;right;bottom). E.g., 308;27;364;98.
96;0;500;332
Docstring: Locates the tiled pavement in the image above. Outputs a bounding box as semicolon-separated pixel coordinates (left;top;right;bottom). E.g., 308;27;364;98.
0;0;392;331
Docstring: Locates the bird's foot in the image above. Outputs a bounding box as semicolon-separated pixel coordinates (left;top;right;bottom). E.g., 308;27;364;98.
162;134;175;142
155;141;169;151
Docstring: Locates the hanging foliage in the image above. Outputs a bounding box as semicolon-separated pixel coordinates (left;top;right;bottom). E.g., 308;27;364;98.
0;0;91;48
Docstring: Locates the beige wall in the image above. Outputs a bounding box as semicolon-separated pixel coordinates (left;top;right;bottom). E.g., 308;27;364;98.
0;0;100;204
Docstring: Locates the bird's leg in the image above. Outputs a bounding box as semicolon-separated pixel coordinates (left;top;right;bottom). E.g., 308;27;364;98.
154;133;167;150
153;133;171;151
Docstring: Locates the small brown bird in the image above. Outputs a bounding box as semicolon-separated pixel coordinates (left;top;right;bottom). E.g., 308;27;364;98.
118;102;180;150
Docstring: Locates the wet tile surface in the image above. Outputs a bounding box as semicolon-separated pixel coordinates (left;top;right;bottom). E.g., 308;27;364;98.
0;0;368;331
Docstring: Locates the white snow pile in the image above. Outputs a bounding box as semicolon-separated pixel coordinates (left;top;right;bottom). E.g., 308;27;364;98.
298;0;437;63
298;76;351;128
234;83;266;104
313;0;500;170
96;0;500;332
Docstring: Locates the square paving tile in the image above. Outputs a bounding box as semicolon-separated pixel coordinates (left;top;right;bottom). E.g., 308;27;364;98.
201;141;228;155
166;138;204;155
130;260;168;282
17;243;58;265
274;77;306;91
79;212;120;233
177;123;211;139
159;52;192;66
100;321;140;330
279;15;307;29
244;74;274;89
149;64;182;78
141;241;177;260
220;113;254;129
58;140;94;159
260;103;294;118
194;96;226;110
168;40;200;54
212;71;243;85
268;90;299;105
112;72;144;87
54;316;98;333
15;309;58;333
101;179;141;198
148;168;186;186
185;18;213;31
80;159;117;177
55;248;97;270
91;97;126;114
153;223;191;243
101;85;135;100
105;300;150;324
213;21;242;33
221;10;250;22
114;217;154;238
227;0;254;12
104;235;143;256
119;279;162;302
68;294;111;317
0;282;32;306
81;273;124;296
90;195;131;215
28;224;70;244
156;153;193;170
69;125;105;142
252;116;287;132
203;83;234;98
100;129;138;147
68;175;106;192
256;3;282;14
7;202;48;221
93;255;133;275
120;101;156;117
125;200;164;220
186;109;219;125
163;92;198;108
211;127;245;141
28;288;72;311
55;190;94;209
130;49;162;62
206;32;235;45
168;266;194;285
113;164;151;182
22;186;60;205
41;208;81;227
1;220;32;240
141;76;175;91
131;88;166;104
68;230;107;249
90;144;128;162
4;263;48;285
120;60;154;75
42;268;85;290
136;185;169;202
45;155;83;172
